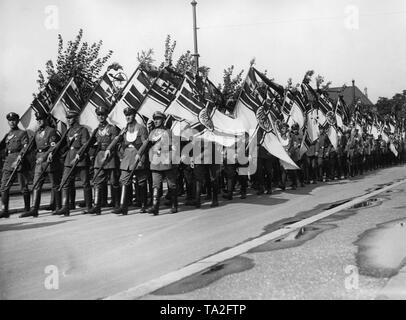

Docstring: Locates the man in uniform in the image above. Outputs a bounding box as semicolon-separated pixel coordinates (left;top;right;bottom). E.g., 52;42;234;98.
20;112;61;217
0;112;31;218
111;107;149;215
316;125;331;182
255;128;274;194
146;111;178;215
55;110;92;216
289;123;303;187
87;106;120;215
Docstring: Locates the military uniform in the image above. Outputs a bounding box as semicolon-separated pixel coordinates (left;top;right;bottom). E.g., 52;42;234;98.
337;132;349;179
112;109;149;215
0;112;30;218
191;139;222;207
279;126;295;189
305;137;319;183
87;106;120;215
20;113;61;218
147;111;177;215
255;128;274;194
316;131;331;181
56;110;92;216
288;125;304;189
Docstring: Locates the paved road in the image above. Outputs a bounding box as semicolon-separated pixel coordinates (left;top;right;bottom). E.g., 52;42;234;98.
1;165;406;300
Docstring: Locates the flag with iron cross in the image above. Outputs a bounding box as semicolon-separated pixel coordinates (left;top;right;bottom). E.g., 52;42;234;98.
136;68;183;121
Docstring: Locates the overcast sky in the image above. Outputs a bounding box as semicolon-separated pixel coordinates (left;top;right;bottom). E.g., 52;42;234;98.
1;0;405;137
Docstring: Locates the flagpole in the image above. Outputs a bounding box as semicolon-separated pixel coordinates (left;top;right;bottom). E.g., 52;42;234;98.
191;0;199;73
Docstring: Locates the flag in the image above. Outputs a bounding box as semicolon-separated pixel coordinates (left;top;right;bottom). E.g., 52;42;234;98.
234;68;263;132
167;74;245;147
20;82;57;133
165;74;205;123
135;68;183;122
108;67;152;129
237;67;298;169
282;90;306;129
50;78;82;124
299;130;312;158
260;129;299;170
253;68;284;100
79;72;117;131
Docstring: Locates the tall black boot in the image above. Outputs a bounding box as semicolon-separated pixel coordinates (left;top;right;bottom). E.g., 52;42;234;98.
107;185;115;207
0;190;10;218
170;189;178;214
222;178;233;200
82;187;94;214
69;185;76;210
23;191;31;213
120;184;129;215
86;187;101;215
52;189;61;215
112;186;120;209
45;187;55;211
147;188;160;215
184;180;195;205
139;184;148;213
210;184;219;207
112;185;125;214
100;183;108;207
20;189;41;218
56;188;70;216
194;181;202;208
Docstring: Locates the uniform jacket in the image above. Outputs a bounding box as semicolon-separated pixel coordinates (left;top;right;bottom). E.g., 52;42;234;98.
91;123;119;169
117;123;148;171
289;132;302;162
306;138;319;157
148;127;173;171
33;126;60;172
316;133;331;158
0;128;29;171
63;123;90;167
337;135;348;156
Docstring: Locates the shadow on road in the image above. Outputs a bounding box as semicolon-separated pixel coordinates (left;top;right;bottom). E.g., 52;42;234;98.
0;221;70;232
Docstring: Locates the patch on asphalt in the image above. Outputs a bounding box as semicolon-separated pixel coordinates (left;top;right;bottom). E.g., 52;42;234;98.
354;218;406;278
348;198;385;210
0;221;69;232
248;224;336;253
152;256;255;295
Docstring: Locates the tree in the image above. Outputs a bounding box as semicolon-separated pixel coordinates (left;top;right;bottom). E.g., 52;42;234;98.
217;65;244;113
36;29;113;102
376;90;406;119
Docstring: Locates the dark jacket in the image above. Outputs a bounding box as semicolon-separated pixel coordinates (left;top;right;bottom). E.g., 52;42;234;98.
0;128;29;171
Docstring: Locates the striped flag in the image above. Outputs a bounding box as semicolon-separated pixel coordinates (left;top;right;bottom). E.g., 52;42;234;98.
108;67;152;129
135;68;183;124
165;74;205;123
79;72;117;131
50;78;83;124
20;82;57;133
281;90;306;129
234;68;263;132
236;67;298;169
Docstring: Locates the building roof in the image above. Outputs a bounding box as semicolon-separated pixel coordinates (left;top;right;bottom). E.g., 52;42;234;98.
327;86;374;107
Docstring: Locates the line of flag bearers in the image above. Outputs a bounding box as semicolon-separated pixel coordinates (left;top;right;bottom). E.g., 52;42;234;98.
1;107;406;219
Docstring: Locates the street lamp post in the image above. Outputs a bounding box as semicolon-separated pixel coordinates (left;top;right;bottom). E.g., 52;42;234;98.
191;0;200;73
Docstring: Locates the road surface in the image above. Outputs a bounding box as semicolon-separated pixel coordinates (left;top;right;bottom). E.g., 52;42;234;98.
1;164;406;300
